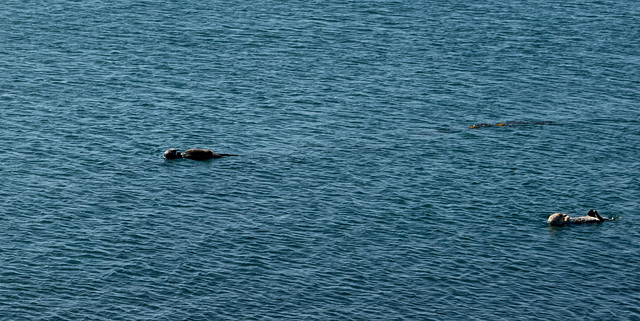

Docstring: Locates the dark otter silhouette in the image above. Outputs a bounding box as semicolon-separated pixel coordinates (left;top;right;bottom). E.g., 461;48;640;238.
163;148;238;160
547;209;610;226
470;121;553;129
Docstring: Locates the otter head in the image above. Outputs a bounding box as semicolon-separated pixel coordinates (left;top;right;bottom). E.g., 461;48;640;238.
163;149;183;159
547;213;569;226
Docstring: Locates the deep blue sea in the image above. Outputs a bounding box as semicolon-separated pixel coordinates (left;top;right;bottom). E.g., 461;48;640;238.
2;0;640;320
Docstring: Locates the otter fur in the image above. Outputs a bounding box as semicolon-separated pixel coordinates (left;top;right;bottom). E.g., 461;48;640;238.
163;148;238;160
547;209;609;226
163;148;183;159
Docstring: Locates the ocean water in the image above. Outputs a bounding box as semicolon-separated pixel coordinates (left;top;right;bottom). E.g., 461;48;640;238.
1;0;639;320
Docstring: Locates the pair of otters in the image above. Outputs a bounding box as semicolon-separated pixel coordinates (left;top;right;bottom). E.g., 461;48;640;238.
163;149;615;228
547;209;610;227
164;148;238;161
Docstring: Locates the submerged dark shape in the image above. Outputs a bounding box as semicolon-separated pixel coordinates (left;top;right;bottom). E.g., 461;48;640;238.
163;148;238;160
547;209;610;226
469;121;553;129
469;123;492;129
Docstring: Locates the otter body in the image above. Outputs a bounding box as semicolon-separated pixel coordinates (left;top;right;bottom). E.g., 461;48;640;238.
163;148;238;160
470;121;552;129
183;149;216;160
547;209;609;226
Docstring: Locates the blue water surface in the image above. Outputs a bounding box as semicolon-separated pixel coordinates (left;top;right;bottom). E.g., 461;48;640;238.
1;0;639;320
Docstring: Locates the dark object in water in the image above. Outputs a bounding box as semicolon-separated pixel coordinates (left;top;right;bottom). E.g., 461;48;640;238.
469;121;553;129
163;148;183;159
163;148;238;160
547;209;610;226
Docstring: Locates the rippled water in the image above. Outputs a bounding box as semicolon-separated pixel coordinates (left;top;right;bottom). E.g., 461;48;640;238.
2;0;640;320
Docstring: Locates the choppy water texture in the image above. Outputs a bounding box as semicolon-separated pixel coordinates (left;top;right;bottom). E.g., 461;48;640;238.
2;0;640;320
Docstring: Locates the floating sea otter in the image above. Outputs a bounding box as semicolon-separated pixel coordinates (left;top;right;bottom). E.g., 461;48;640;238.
469;121;553;129
547;209;610;226
163;148;238;160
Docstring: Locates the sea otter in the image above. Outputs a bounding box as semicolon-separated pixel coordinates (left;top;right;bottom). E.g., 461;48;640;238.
163;148;238;160
547;209;609;226
469;121;553;129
